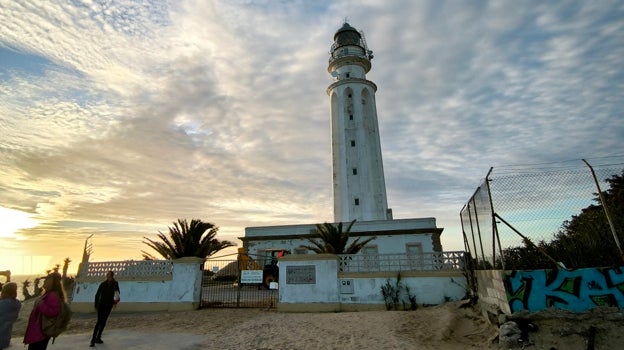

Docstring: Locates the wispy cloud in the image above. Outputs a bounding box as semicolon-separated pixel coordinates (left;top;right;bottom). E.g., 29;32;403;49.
0;0;622;268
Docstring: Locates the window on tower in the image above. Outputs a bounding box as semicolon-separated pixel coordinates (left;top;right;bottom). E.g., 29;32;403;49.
349;114;353;120
346;73;350;78
350;140;355;147
352;168;357;175
354;198;359;205
348;94;352;98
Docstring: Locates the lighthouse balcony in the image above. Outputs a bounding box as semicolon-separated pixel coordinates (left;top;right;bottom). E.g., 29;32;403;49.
329;44;372;63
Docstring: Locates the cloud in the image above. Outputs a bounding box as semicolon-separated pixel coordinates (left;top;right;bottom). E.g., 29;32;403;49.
0;0;622;266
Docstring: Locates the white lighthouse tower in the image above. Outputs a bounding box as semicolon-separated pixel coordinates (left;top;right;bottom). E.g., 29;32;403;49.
327;23;390;223
242;23;444;275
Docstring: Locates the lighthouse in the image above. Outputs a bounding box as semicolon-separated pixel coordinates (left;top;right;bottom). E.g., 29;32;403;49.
242;23;444;275
327;23;390;223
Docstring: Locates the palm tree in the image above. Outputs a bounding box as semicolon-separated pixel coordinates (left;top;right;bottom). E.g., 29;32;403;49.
302;220;376;254
142;218;235;260
33;277;42;296
22;279;33;300
62;257;71;279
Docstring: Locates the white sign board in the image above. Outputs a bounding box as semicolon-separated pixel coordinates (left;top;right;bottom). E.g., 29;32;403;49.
241;270;263;284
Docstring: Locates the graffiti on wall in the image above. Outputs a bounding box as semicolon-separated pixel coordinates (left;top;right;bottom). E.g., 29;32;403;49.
503;267;624;313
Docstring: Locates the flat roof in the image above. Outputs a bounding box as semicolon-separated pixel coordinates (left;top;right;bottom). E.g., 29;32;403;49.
243;218;440;239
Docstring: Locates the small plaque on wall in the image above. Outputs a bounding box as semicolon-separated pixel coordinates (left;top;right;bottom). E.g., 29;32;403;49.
286;265;316;284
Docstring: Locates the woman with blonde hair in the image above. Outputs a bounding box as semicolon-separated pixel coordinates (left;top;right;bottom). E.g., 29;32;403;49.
0;282;22;349
23;272;65;350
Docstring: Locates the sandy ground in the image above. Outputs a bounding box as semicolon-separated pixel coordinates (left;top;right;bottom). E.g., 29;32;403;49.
9;299;624;349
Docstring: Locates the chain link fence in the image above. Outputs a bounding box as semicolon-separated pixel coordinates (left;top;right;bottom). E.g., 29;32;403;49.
461;156;624;270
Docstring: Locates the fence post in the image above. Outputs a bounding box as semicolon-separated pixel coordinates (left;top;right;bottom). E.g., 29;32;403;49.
485;167;505;270
582;159;624;263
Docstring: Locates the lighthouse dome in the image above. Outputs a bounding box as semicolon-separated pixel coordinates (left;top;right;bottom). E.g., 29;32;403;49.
333;22;362;47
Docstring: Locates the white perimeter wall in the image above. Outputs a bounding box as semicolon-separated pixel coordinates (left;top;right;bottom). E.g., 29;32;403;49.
339;275;467;305
278;254;339;305
277;254;467;312
71;258;203;312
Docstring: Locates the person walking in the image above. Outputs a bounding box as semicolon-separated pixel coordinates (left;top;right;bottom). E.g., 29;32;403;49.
23;272;64;350
0;282;22;350
90;270;120;347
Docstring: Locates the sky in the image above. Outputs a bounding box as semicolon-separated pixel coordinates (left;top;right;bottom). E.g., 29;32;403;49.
1;0;623;275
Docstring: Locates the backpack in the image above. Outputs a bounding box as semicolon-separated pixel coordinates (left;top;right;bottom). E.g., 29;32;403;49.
42;300;73;342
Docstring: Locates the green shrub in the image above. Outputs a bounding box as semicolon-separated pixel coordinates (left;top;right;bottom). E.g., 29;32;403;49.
380;273;417;311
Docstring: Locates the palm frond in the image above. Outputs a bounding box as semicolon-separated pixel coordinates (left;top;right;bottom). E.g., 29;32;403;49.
142;218;235;259
304;219;374;254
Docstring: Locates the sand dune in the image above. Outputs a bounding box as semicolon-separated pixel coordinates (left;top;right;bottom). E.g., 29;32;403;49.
11;298;624;349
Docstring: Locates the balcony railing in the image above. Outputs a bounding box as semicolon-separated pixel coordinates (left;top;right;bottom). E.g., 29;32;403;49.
337;251;467;273
329;45;373;63
78;260;173;280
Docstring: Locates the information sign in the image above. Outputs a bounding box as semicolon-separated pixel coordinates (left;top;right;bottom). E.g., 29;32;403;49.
240;270;263;284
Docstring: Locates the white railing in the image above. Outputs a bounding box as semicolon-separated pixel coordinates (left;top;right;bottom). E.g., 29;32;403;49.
337;251;467;273
79;260;174;279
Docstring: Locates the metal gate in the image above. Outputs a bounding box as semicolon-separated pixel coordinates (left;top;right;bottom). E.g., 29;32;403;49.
200;259;278;308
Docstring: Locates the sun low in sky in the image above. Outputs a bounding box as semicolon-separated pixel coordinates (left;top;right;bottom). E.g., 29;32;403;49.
0;206;38;239
0;206;51;274
1;1;623;276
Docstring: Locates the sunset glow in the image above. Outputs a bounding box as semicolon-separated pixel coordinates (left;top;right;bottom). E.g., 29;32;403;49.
1;1;622;277
0;206;38;239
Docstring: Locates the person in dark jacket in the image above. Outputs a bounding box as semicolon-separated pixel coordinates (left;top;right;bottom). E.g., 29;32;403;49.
90;271;120;347
0;282;22;350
